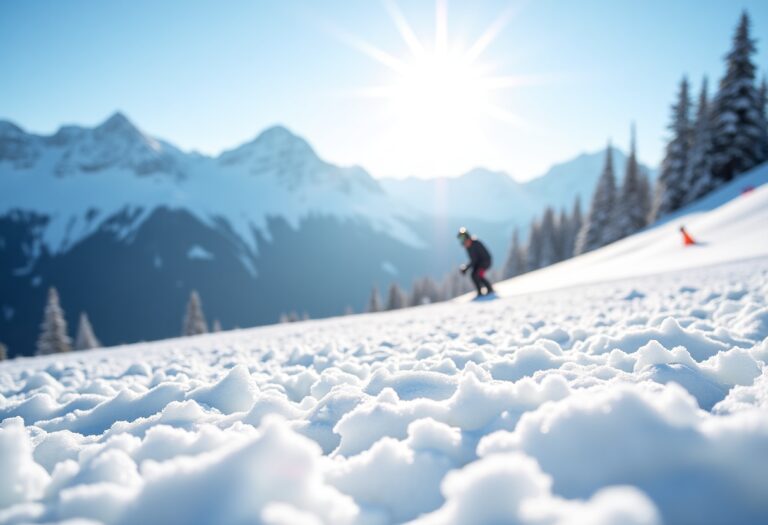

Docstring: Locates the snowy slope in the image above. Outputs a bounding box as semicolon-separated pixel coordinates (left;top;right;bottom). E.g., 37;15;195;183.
491;162;768;298
1;171;767;524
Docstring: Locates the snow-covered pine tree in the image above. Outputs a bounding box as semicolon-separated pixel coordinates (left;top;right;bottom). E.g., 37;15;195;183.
651;77;692;220
538;207;558;267
0;342;6;361
367;286;382;312
711;11;766;183
182;290;208;336
555;207;569;262
442;269;473;299
683;77;718;205
386;282;407;310
575;142;617;254
616;124;647;237
637;169;652;226
759;77;768;153
75;312;100;350
526;219;542;271
36;287;72;355
565;196;582;258
212;319;223;332
503;228;527;278
419;277;443;304
441;272;458;299
408;279;423;306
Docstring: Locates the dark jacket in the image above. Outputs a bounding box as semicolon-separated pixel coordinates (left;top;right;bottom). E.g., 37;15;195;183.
465;238;492;270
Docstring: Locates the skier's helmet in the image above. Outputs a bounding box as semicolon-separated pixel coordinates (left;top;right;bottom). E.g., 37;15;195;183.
457;227;470;243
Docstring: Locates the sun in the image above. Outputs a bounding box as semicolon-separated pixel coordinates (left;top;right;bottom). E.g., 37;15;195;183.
390;50;489;132
333;0;532;176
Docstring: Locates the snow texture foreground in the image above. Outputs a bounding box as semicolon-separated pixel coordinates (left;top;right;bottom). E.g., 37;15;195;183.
1;259;768;525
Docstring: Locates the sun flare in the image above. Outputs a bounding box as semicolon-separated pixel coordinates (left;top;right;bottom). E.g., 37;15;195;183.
333;0;532;176
390;51;489;132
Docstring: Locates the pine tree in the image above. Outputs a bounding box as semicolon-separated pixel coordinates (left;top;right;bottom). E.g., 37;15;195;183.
212;319;223;332
386;282;407;310
759;77;768;153
36;287;72;356
711;12;766;182
503;228;527;278
367;286;382;312
75;312;100;350
652;77;693;220
555;207;569;262
526;220;542;271
616;124;648;237
637;169;652;226
442;269;472;299
538;207;558;267
683;77;718;205
564;197;582;258
0;342;7;361
182;290;208;336
416;277;442;304
575;142;617;254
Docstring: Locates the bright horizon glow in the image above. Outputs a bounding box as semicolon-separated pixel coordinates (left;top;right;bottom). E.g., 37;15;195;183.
338;0;531;177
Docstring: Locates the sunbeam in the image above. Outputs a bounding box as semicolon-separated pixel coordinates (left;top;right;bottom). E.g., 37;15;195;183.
327;0;545;176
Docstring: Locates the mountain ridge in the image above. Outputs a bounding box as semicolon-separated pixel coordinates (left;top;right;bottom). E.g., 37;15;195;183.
0;112;659;356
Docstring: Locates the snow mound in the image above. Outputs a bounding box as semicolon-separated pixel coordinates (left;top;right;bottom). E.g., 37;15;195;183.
0;258;767;524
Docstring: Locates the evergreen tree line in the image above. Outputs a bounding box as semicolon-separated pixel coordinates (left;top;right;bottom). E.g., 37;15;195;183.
33;288;100;356
653;11;768;219
504;10;768;275
500;127;653;278
23;287;220;359
366;270;476;313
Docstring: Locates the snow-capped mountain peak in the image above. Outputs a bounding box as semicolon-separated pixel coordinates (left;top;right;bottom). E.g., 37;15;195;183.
92;111;159;149
216;124;384;197
0;111;182;177
218;124;318;171
0;119;25;138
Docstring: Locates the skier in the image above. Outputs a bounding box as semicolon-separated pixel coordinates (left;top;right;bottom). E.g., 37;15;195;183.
457;227;495;298
679;225;697;246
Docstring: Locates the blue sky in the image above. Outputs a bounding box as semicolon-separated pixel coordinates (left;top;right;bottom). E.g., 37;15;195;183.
2;0;767;180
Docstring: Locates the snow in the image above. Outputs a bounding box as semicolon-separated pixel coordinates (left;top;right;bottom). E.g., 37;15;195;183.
489;161;768;298
1;166;768;524
0;116;423;257
186;245;214;261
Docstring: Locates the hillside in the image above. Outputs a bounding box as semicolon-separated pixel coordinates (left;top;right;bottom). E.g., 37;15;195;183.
491;161;768;298
0;170;766;524
0;113;656;356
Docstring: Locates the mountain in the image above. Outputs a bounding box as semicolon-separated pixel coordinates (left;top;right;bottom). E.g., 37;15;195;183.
381;148;658;224
0;112;658;357
0;113;437;357
380;168;536;223
524;147;658;210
